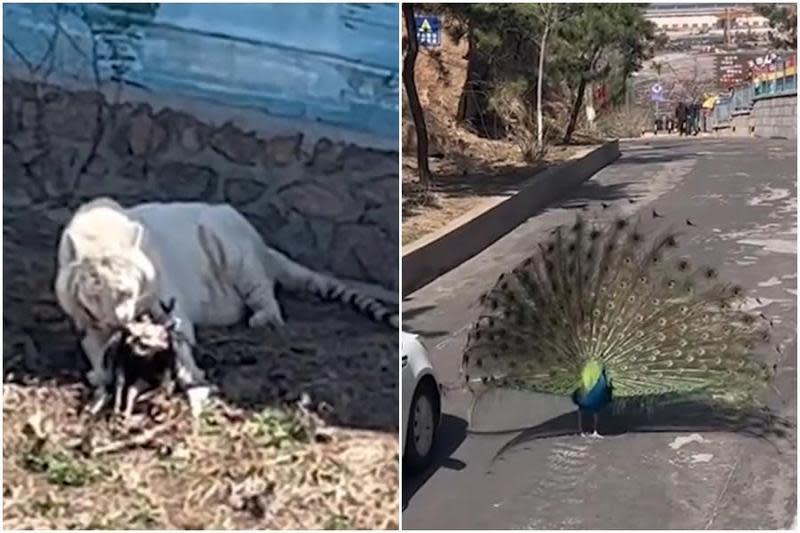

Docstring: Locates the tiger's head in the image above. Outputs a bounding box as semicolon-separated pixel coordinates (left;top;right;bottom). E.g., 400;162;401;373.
56;226;157;330
73;255;153;327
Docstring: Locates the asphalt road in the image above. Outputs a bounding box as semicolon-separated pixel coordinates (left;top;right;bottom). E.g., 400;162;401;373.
402;137;797;529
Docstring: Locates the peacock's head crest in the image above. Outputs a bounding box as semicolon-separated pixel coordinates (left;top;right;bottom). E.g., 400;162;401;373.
581;359;605;391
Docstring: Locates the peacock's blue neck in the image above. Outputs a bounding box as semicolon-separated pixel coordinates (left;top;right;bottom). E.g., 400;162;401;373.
572;370;612;413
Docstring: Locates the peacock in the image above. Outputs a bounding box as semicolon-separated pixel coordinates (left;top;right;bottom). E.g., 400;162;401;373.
460;209;777;438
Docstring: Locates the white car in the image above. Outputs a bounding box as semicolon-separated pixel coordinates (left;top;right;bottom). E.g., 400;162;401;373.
401;331;441;471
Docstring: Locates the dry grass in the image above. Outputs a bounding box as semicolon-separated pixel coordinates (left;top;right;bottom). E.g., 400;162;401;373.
3;382;398;529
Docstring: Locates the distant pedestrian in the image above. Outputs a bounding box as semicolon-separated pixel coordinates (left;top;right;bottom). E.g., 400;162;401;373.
690;100;701;135
675;101;687;136
685;100;697;136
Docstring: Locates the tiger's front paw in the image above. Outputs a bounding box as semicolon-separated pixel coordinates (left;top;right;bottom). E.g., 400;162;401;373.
87;368;110;389
248;309;285;329
187;385;212;418
87;386;110;416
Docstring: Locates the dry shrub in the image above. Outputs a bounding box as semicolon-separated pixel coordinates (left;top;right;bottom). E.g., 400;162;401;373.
596;105;652;139
487;79;539;159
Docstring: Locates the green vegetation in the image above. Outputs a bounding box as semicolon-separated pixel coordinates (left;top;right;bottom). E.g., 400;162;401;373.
246;407;311;449
323;514;354;529
22;449;104;487
403;3;657;176
754;4;797;49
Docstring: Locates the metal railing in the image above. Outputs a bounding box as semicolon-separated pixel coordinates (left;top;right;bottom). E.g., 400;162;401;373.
710;53;796;128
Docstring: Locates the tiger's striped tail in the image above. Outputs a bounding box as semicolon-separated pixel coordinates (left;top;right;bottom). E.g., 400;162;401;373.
265;248;398;329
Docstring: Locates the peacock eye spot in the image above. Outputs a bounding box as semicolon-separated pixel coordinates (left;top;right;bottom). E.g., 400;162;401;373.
590;230;601;240
677;259;689;271
615;218;628;230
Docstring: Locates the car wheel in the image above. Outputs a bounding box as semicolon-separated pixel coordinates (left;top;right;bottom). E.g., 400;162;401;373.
404;379;439;472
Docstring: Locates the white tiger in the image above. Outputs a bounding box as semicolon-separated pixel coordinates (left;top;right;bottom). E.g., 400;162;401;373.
54;197;397;414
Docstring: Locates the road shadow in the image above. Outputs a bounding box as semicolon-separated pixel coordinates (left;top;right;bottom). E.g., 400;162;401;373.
478;401;794;469
550;180;639;210
402;413;468;510
613;150;698;167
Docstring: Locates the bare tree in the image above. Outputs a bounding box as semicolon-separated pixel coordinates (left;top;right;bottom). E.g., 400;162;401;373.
530;4;569;153
402;4;432;190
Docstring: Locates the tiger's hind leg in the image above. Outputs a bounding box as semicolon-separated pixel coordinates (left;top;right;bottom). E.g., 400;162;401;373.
234;245;285;329
245;279;284;329
198;221;285;329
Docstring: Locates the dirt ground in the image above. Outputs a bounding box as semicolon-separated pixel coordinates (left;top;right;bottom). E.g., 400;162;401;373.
3;204;399;529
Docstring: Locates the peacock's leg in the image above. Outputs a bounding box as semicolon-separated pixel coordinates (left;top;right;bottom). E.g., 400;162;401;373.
590;411;604;439
578;409;587;437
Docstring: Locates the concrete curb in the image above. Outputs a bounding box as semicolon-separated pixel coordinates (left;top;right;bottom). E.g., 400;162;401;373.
402;140;621;296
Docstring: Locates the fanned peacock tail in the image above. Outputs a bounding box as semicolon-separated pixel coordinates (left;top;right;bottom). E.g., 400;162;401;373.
461;210;775;412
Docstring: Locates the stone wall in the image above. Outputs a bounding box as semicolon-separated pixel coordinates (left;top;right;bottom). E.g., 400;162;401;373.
731;110;752;137
3;79;399;290
750;92;797;140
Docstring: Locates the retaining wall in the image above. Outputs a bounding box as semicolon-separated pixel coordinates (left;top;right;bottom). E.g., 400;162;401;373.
3;79;399;291
747;92;797;139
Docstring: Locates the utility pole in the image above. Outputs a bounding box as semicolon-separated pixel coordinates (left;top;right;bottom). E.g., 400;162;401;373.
724;7;731;47
655;70;660;120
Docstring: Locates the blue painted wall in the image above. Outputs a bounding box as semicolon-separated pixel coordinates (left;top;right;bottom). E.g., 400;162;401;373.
3;3;399;140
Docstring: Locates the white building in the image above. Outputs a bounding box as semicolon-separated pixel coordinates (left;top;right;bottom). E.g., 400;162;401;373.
644;3;770;35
